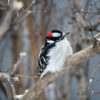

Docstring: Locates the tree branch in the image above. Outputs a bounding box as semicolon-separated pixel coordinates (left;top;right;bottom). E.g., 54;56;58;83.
74;13;100;31
20;32;100;100
0;1;23;40
11;52;27;76
0;72;10;79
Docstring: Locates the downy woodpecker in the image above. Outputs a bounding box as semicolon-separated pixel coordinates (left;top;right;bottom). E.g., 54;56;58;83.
37;30;73;78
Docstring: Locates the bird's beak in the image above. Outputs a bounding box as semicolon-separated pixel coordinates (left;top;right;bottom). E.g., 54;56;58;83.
62;32;70;38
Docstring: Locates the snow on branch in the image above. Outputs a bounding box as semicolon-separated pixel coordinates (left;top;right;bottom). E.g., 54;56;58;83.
20;32;100;100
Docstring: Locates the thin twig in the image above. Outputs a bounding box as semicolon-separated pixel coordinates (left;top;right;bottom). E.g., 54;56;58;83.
15;74;34;80
11;52;27;75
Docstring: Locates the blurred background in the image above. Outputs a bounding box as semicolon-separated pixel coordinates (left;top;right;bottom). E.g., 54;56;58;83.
0;0;100;100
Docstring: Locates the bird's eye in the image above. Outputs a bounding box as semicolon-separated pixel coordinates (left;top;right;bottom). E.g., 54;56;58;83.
47;32;53;37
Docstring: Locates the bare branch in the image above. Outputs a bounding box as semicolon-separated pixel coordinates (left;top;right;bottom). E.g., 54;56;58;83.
20;32;100;100
13;1;36;24
11;52;27;76
15;74;33;80
0;72;19;82
74;13;100;31
0;52;26;80
0;72;10;79
75;13;90;27
0;1;23;40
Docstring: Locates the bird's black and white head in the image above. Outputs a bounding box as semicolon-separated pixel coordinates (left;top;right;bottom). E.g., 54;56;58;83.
46;30;69;43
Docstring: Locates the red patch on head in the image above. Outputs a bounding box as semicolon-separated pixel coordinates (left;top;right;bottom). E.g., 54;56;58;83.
47;32;53;37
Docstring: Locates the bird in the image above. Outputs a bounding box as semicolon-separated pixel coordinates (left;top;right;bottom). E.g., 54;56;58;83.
37;30;73;78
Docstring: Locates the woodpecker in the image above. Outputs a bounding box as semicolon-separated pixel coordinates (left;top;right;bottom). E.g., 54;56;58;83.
37;30;73;78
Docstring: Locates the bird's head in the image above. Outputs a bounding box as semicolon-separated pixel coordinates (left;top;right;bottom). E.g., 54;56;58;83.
46;30;70;43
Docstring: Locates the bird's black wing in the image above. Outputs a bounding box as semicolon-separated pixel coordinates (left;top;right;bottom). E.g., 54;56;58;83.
37;43;55;76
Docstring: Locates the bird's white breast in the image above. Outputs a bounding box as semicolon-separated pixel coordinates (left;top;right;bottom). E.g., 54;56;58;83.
47;38;73;73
